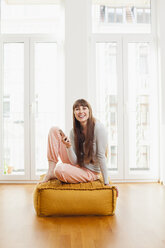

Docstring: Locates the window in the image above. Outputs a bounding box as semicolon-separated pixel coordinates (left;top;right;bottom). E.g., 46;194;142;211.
34;42;64;175
0;0;159;182
0;0;64;180
136;8;151;24
1;0;64;34
96;42;118;171
92;0;151;33
92;1;158;180
116;8;123;23
2;43;25;175
107;8;115;23
126;41;158;176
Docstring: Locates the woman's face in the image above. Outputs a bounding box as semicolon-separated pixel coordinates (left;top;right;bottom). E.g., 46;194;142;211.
74;105;90;125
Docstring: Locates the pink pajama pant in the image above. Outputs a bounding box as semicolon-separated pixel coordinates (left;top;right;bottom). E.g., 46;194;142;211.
47;127;100;183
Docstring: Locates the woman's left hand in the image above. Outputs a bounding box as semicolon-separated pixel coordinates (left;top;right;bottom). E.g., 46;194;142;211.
59;129;72;148
62;136;72;148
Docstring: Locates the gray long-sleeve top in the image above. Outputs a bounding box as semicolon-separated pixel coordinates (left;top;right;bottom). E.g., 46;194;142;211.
66;120;109;185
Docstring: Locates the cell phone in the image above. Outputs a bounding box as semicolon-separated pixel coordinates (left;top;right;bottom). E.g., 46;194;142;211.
59;129;70;143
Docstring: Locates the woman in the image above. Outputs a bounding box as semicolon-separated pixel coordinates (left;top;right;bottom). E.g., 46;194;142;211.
40;99;110;186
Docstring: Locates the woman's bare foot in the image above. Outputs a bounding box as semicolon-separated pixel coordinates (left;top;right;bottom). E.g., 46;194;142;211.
38;173;57;184
38;161;57;184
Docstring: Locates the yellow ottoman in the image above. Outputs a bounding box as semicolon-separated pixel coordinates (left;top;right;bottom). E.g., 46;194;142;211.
33;175;118;217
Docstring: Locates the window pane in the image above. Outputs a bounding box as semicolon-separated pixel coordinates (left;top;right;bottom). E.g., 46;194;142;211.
3;43;24;175
145;9;151;24
92;0;151;33
116;8;123;23
96;43;118;170
0;0;64;34
128;43;157;170
137;9;144;23
107;8;115;23
34;43;65;175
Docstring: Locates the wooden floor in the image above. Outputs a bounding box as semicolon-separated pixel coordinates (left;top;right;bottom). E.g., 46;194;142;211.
0;183;165;248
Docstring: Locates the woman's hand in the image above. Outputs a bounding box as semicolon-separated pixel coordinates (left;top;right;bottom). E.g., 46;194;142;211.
59;129;72;148
62;136;72;148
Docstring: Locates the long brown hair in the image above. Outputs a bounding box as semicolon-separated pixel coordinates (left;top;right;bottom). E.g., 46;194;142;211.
73;99;96;167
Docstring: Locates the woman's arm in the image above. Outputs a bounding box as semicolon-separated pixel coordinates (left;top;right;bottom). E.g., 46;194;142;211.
96;123;109;185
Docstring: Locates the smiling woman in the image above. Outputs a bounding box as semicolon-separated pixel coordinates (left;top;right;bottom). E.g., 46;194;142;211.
74;105;89;124
40;99;110;186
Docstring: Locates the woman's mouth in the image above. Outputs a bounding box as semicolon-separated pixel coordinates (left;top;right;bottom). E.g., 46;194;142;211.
78;114;86;119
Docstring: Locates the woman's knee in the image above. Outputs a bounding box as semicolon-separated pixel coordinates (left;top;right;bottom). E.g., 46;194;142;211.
48;127;61;142
49;126;60;136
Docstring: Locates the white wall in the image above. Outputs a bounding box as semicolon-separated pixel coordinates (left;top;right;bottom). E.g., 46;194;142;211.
65;0;89;134
157;0;165;184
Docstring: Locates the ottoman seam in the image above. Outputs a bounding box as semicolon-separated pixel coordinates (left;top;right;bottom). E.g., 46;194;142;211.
38;187;113;191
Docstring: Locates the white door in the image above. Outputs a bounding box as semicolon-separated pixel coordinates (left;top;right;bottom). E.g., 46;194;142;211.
123;36;159;180
0;36;64;181
92;34;159;181
0;37;30;180
90;35;124;180
30;38;65;180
